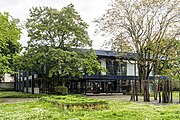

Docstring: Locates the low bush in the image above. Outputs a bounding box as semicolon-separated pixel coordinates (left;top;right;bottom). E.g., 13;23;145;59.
54;86;68;95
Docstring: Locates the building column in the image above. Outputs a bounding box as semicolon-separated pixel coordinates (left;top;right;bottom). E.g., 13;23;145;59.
16;72;19;91
84;80;87;95
31;71;35;94
26;71;29;93
18;70;21;91
22;70;25;92
14;72;17;91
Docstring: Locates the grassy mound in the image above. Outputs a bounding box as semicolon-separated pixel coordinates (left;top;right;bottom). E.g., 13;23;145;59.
40;95;108;110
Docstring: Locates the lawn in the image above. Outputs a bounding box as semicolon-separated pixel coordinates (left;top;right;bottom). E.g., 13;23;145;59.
0;91;180;120
0;91;46;98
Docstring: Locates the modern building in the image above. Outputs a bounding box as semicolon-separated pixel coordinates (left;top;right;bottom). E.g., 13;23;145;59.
78;50;153;94
14;49;166;94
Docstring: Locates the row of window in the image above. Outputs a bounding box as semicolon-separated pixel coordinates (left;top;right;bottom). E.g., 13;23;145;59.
99;58;127;76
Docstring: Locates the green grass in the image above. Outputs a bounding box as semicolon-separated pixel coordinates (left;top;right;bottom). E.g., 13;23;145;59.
0;91;180;119
0;91;46;98
172;91;180;99
0;100;180;120
41;95;107;104
0;88;14;91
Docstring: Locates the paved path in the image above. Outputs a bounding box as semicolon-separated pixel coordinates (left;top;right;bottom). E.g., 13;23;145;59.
86;93;133;101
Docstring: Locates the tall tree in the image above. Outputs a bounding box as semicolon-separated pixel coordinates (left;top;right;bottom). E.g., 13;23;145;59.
95;0;180;101
23;4;103;85
26;4;91;49
0;12;21;79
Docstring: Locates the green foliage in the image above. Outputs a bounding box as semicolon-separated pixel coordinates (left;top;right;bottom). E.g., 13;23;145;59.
161;40;180;89
0;12;21;78
20;4;104;82
26;4;91;49
54;86;68;95
40;95;108;110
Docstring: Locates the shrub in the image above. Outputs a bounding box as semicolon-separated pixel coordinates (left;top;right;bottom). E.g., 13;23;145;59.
54;86;68;95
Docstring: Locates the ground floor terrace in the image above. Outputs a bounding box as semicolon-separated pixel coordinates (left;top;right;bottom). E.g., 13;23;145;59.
14;71;168;94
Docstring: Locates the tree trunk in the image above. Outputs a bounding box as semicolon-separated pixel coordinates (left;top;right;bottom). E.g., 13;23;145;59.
147;80;150;102
179;89;180;103
179;79;180;103
162;80;169;103
138;65;143;93
143;80;150;102
154;83;158;100
130;80;135;101
165;81;168;103
161;80;171;103
162;81;165;103
158;81;161;103
135;80;138;101
167;80;170;103
138;62;150;102
139;79;142;93
170;80;173;103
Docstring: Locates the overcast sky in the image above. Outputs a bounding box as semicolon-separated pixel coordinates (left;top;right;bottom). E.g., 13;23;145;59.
0;0;110;49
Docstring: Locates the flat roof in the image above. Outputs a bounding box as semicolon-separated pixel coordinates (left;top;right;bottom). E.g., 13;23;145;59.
94;50;137;59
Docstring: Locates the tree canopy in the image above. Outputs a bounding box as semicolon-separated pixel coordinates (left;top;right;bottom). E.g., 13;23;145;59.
0;12;21;79
19;4;103;82
26;4;91;49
